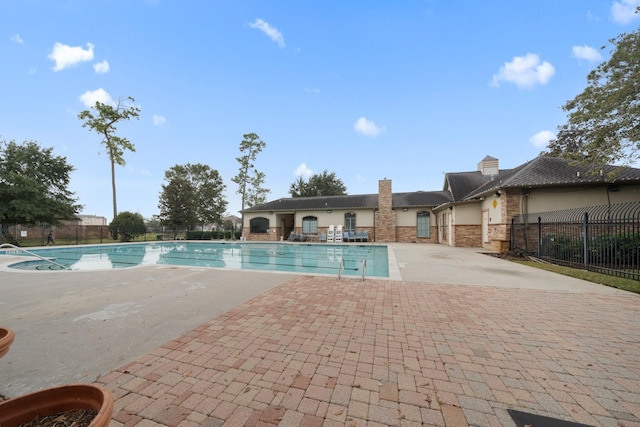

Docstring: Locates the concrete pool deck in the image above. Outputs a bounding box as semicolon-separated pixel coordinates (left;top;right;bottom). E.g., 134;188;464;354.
1;243;639;426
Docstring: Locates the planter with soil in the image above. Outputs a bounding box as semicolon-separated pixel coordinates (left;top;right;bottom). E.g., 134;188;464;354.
0;327;15;358
0;384;114;427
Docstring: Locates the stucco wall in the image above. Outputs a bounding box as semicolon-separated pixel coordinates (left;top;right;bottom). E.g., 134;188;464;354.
452;203;481;225
523;185;640;213
480;195;502;224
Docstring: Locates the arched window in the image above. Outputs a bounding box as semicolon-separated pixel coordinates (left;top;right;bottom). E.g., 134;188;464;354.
302;216;318;234
417;211;430;238
250;217;269;234
344;212;356;232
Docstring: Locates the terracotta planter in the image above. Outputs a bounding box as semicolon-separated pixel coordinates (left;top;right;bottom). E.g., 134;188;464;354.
0;384;114;427
0;327;15;359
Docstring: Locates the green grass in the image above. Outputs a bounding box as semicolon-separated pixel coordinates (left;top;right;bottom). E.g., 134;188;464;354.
514;260;640;294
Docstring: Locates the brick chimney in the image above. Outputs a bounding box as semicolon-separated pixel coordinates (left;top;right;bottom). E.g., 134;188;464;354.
375;179;396;242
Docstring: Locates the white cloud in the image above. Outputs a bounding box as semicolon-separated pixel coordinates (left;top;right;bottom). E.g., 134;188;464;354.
611;0;640;24
153;115;166;126
79;88;114;107
529;130;556;148
571;45;603;62
48;42;94;71
294;163;313;178
10;34;24;44
93;60;110;74
491;53;555;89
354;117;384;136
249;18;285;48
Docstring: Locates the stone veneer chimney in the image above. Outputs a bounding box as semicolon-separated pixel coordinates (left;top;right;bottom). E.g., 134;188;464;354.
375;179;396;242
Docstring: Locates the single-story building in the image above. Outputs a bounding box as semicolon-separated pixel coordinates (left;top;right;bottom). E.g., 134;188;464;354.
240;155;640;251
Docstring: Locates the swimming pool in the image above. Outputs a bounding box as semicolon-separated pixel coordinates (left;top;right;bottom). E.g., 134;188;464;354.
2;242;390;278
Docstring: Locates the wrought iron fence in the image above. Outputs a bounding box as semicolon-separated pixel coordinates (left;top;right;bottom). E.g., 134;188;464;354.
0;224;111;247
0;224;242;247
511;201;640;281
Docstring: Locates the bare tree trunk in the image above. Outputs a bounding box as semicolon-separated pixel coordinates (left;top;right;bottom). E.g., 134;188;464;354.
109;147;117;220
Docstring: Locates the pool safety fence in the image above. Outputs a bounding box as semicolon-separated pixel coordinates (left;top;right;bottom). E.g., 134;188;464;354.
0;224;242;247
510;201;640;281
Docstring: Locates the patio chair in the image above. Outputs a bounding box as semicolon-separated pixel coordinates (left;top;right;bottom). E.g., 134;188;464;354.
361;231;369;242
319;232;327;242
355;231;362;242
348;231;356;242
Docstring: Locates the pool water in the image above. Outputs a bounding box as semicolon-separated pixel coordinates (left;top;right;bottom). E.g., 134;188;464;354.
3;242;390;278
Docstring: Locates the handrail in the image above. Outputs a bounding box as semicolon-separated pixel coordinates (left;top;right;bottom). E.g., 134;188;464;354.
361;259;366;281
0;243;70;270
337;257;345;279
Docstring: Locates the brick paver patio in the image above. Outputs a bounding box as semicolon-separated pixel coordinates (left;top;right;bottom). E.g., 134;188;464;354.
100;276;640;427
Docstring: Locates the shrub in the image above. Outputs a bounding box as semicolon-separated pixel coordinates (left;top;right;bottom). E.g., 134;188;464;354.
109;212;146;242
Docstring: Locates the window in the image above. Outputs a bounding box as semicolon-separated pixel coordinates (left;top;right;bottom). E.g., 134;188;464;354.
345;213;356;232
250;217;269;234
302;216;318;234
417;211;430;238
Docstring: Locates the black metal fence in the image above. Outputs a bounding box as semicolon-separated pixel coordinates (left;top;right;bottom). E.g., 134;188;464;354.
0;224;242;247
511;201;640;281
0;224;111;247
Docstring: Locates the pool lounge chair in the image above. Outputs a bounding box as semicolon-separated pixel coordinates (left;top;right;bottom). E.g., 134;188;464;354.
327;225;335;243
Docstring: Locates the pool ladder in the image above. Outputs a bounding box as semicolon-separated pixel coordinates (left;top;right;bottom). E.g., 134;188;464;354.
0;243;70;270
337;258;367;281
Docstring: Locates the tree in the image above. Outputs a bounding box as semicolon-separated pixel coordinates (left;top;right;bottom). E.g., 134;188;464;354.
231;133;270;210
78;96;140;219
0;139;81;245
289;170;347;197
158;163;227;228
548;22;640;166
109;211;146;242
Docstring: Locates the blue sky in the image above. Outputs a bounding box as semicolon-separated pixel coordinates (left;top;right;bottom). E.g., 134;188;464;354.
2;0;640;222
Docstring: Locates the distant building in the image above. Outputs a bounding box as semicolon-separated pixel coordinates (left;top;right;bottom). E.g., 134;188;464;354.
223;215;242;231
77;215;108;226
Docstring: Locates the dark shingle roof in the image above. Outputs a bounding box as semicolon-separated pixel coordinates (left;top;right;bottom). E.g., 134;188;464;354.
242;194;378;213
393;191;453;207
444;171;493;201
242;190;453;213
463;156;640;199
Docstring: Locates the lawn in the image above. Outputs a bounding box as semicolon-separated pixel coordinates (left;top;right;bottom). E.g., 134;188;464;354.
514;260;640;294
